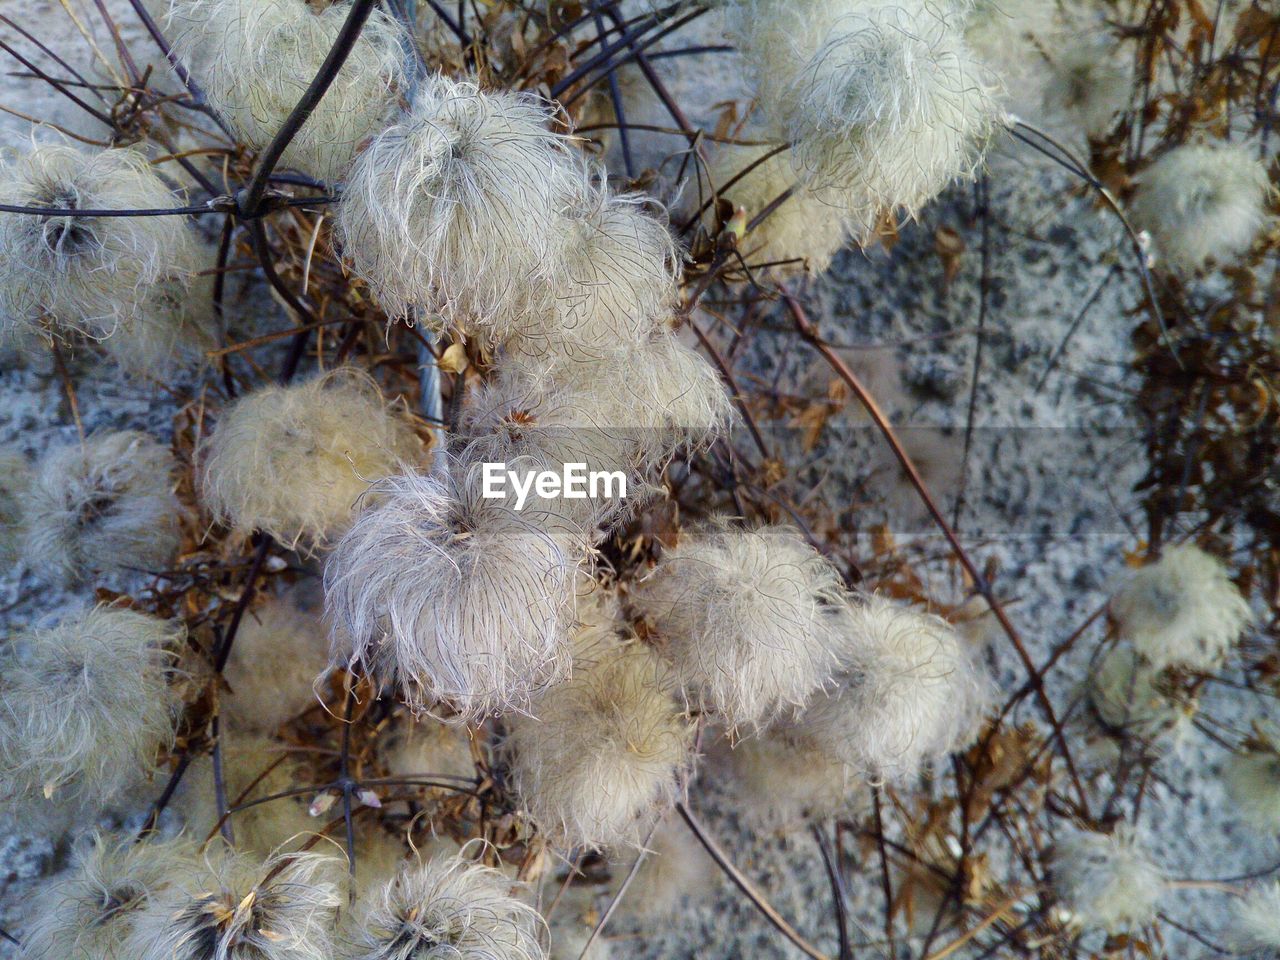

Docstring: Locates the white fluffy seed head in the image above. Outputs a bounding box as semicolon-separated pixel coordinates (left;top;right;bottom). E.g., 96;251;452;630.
174;733;317;856
0;606;180;810
507;634;691;850
1086;645;1194;744
337;73;585;331
382;715;476;784
0;144;197;337
509;184;677;362
716;732;863;829
702;139;851;275
127;848;342;960
614;817;716;924
0;445;31;565
344;854;545;960
1130;142;1272;272
1040;38;1130;138
222;592;330;733
1233;882;1280;952
1051;827;1164;933
324;467;582;721
730;0;998;235
23;430;182;586
1108;543;1251;671
200;369;419;548
165;0;406;183
631;522;845;730
1225;726;1280;832
22;833;201;960
792;593;994;782
100;272;216;378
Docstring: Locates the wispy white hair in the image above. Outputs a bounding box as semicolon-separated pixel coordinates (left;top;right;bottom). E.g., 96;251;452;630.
730;0;998;235
1086;645;1193;744
613;817;716;924
126;848;342;960
793;593;994;782
324;467;582;721
337;73;586;332
1108;543;1251;671
510;183;677;362
1040;37;1130;138
200;369;419;548
507;636;691;850
1225;726;1280;832
222;593;330;733
343;854;545;960
22;833;201;960
0;606;180;809
631;522;845;730
165;0;406;184
381;715;476;784
1233;882;1280;953
501;331;735;471
717;732;862;829
0;445;31;566
0;144;197;338
101;273;215;378
24;430;182;585
702;138;851;275
1130;142;1272;272
1050;826;1164;933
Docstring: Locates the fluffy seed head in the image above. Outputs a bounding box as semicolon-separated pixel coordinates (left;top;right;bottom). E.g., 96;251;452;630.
222;593;330;733
165;0;405;183
613;818;716;923
703;139;850;275
510;184;676;361
1051;827;1164;933
1108;543;1251;671
631;522;845;730
1040;38;1129;137
1130;142;1272;272
0;606;180;809
24;430;182;585
22;833;200;960
127;848;342;960
382;717;476;784
1233;882;1280;953
1225;726;1280;832
716;732;862;829
793;593;994;781
343;854;544;960
100;273;215;378
324;468;581;721
1086;645;1193;743
337;74;584;331
200;369;419;548
0;144;197;337
507;635;691;850
174;733;317;856
731;0;998;234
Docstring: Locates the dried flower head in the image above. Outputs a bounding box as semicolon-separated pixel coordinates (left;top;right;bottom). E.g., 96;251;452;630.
1233;882;1280;953
381;716;476;785
200;369;419;548
511;184;677;361
0;445;31;566
1130;142;1272;272
731;0;998;234
342;854;544;960
174;733;317;856
337;73;585;331
0;606;180;811
222;593;330;733
717;732;861;829
702;139;850;275
1225;725;1280;832
22;833;200;960
1051;827;1164;933
127;848;342;960
507;635;691;850
632;522;844;729
325;468;581;721
1086;645;1193;744
792;593;994;781
1040;38;1130;138
100;273;215;379
24;430;182;585
165;0;406;183
1108;543;1251;671
0;144;197;337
